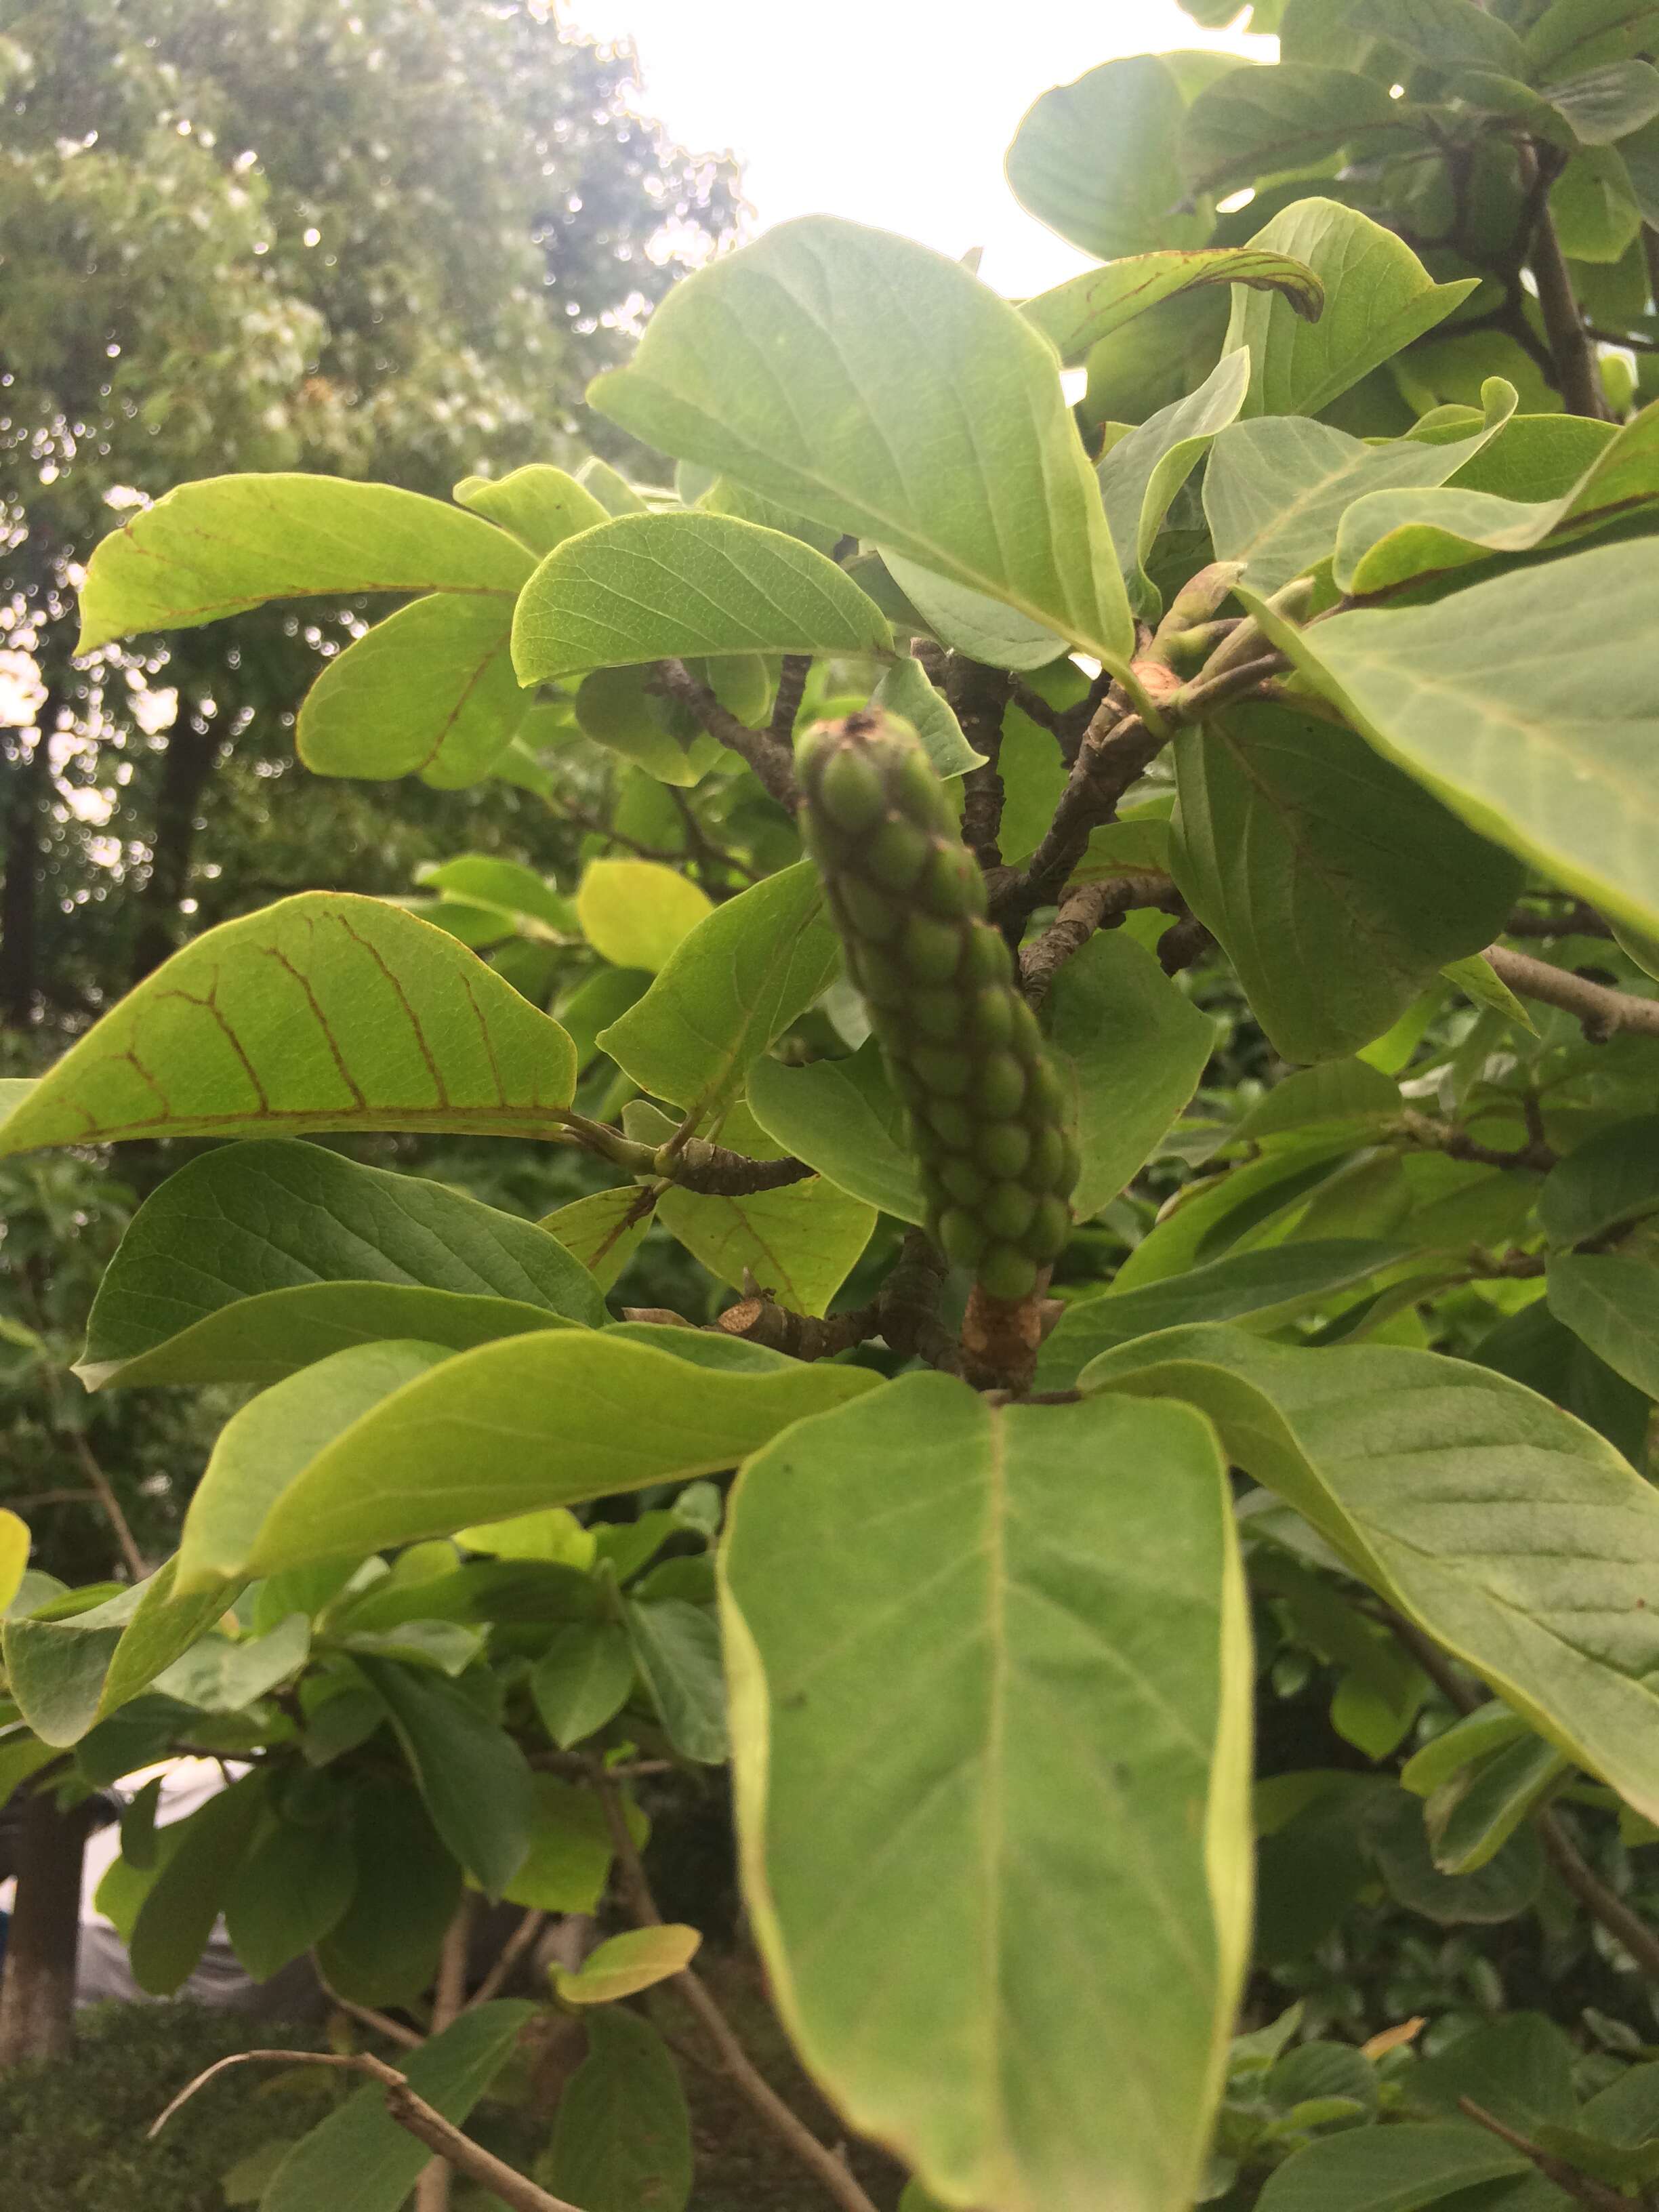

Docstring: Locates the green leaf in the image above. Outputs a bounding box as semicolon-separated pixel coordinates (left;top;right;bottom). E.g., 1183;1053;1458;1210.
1082;1324;1659;1824
589;217;1134;672
541;1187;653;1293
3;1559;234;1746
1351;0;1530;76
1006;56;1213;260
502;1774;642;1914
1182;64;1417;198
180;1332;880;1584
512;510;890;684
1204;378;1517;594
869;654;987;779
295;595;524;787
79;1138;602;1389
1547;60;1659;150
1022;248;1322;366
1227;200;1478;419
554;1923;701;2005
1046;932;1218;1218
577;455;651;515
151;1612;310;1712
314;1780;462;2005
1549;1253;1659;1395
542;2008;693;2212
354;1656;534;1893
576;858;713;976
457;1507;594;1565
129;1771;267;1995
77;474;531;652
1425;1732;1570;1873
878;558;1071;674
1528;1;1659;77
1171;702;1523;1063
747;1040;925;1224
416;855;574;934
224;1812;357;1979
531;1621;636;1748
0;893;578;1156
452;463;611;556
1254;2121;1529;2211
1101;350;1252;617
263;2002;537;2212
656;1175;876;1318
1337;394;1659;594
600;861;842;1120
1539;1115;1659;1247
1036;1242;1407;1390
1257;541;1659;939
178;1340;454;1591
628;1597;728;1764
1408;2013;1578;2131
1441;952;1538;1033
722;1376;1250;2212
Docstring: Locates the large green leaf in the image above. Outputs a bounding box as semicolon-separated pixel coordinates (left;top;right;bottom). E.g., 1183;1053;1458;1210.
867;655;985;781
1182;64;1419;197
1100;350;1252;617
1226;200;1477;419
878;558;1071;674
1254;2121;1530;2211
314;1780;462;2006
129;1771;268;1995
355;1656;534;1893
628;1598;728;1765
1335;395;1659;594
3;1558;235;1746
79;1138;602;1390
1204;378;1517;594
224;1813;357;1980
1021;247;1322;366
746;1040;925;1224
1046;932;1218;1218
1082;1324;1659;1822
656;1176;876;1317
1549;1253;1659;1397
1353;0;1530;75
1256;540;1659;938
1538;1115;1659;1247
722;1377;1251;2212
295;595;524;787
76;474;531;651
1527;1;1659;77
542;2008;694;2212
263;2002;537;2212
600;861;841;1121
1005;56;1212;260
0;893;578;1156
1036;1241;1408;1391
1170;702;1525;1062
576;857;713;975
178;1332;880;1586
589;217;1134;672
512;510;890;682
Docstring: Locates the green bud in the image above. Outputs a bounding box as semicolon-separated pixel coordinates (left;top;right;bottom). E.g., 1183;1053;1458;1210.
981;1183;1036;1241
798;708;1076;1307
817;745;887;834
901;912;964;984
979;1247;1040;1301
977;1052;1027;1120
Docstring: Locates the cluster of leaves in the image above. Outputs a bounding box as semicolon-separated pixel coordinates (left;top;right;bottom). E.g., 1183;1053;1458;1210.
9;3;1659;2209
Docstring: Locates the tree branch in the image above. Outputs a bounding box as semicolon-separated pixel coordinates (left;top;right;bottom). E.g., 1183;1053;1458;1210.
653;660;799;809
1527;152;1612;420
1503;901;1613;939
663;1137;813;1195
66;1429;147;1582
1018;872;1183;1007
1459;2100;1633;2210
947;657;1012;874
150;2050;579;2212
1399;1107;1557;1173
465;1910;548;2013
715;1295;880;1359
592;1773;882;2212
314;1966;426;2050
1483;945;1659;1041
769;654;812;745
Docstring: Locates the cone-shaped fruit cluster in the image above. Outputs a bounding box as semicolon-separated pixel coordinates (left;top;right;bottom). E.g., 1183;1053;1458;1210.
798;710;1078;1301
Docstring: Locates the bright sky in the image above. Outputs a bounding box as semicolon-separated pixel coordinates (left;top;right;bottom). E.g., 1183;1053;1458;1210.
560;1;1273;296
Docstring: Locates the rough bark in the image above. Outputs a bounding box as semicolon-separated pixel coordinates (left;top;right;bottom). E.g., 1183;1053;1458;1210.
0;1791;94;2069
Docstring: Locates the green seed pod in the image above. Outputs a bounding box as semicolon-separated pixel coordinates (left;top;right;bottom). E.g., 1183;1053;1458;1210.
798;708;1080;1298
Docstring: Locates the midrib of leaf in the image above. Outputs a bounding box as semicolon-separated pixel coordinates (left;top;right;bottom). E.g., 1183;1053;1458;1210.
981;1412;1011;2186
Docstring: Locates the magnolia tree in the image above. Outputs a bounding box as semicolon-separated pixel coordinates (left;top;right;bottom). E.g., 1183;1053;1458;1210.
8;3;1659;2208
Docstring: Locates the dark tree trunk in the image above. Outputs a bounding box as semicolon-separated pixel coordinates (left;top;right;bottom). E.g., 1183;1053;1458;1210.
130;716;220;984
0;1790;93;2069
0;684;62;1029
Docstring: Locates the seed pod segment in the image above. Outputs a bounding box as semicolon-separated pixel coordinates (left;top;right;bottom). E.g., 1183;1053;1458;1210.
798;709;1078;1302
